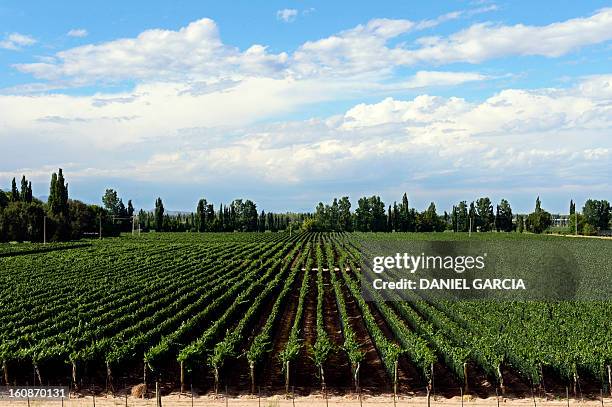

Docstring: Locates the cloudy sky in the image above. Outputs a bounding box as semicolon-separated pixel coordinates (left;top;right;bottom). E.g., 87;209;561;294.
0;1;611;213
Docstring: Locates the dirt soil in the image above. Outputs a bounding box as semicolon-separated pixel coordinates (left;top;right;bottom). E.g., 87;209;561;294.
4;393;610;407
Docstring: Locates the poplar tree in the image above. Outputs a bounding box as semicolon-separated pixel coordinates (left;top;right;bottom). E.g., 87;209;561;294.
20;176;28;202
155;197;165;231
127;200;134;217
10;178;19;202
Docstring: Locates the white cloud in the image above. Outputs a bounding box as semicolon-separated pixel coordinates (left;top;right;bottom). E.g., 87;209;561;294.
13;9;612;86
67;29;88;38
2;10;612;207
1;76;610;197
15;18;289;83
276;9;298;23
292;8;612;76
406;8;612;64
0;33;36;50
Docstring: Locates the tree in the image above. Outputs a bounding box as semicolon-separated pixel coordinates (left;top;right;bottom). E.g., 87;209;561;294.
117;199;127;217
127;200;134;217
398;193;410;232
452;201;469;232
258;210;266;232
569;200;575;216
582;199;611;230
417;202;444;232
476;197;495;232
102;189;121;216
330;199;340;231
242;200;259;232
10;178;19;202
526;197;552;234
47;169;70;240
155;197;165;231
196;198;208;232
369;196;387;232
20;176;28;202
338;197;352;231
0;201;45;242
0;189;8;209
69;200;104;239
48;169;69;216
468;202;477;232
496;199;513;232
567;212;584;235
354;197;372;231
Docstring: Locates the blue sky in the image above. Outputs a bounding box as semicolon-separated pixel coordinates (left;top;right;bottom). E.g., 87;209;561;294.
0;1;611;213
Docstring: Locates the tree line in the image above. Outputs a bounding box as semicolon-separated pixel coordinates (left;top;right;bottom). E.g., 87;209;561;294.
134;197;306;233
0;170;126;242
0;169;610;242
301;194;610;235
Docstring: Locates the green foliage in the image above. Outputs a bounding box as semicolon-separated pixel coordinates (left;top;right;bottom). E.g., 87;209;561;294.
496;199;513;232
526;196;552;233
1;229;611;393
582;199;611;231
279;251;311;367
312;243;333;371
476;197;495;232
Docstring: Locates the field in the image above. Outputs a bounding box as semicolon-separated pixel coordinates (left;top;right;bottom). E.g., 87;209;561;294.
0;232;610;401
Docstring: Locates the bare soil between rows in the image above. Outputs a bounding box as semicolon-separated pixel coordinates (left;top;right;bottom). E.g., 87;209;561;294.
4;393;611;407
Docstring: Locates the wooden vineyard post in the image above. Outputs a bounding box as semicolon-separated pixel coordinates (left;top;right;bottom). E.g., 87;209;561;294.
258;386;261;407
33;363;42;385
191;382;194;407
496;388;500;407
214;367;219;399
225;385;228;407
180;361;185;395
292;386;295;407
463;362;469;394
155;380;162;407
285;361;290;396
325;382;328;407
106;362;114;395
497;364;504;394
72;362;78;391
426;385;431;407
393;360;398;404
2;360;8;386
354;362;360;394
93;391;96;407
250;362;255;394
143;360;147;399
608;365;612;396
601;389;604;407
431;362;435;399
566;386;569;407
125;390;128;407
460;386;463;407
539;364;545;396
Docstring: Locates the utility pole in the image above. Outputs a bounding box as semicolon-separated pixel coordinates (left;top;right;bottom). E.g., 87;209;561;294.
43;216;47;244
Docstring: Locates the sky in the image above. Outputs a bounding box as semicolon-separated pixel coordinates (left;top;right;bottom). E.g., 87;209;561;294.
0;0;611;213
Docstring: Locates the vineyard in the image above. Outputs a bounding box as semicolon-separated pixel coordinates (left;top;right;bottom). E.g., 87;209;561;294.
0;232;610;399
